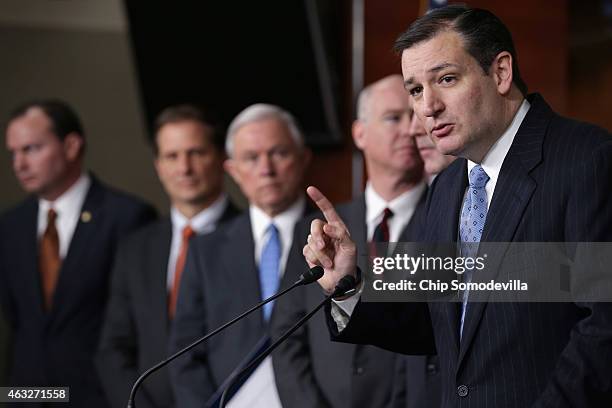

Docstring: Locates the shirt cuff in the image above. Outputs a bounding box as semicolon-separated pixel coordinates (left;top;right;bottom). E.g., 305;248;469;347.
330;282;364;332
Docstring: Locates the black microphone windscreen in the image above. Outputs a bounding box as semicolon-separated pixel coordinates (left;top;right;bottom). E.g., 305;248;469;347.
332;275;357;298
299;266;324;285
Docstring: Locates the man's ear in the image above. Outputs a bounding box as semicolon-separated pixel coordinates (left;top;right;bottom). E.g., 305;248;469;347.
63;133;84;161
352;120;366;150
223;158;241;185
153;153;161;178
492;51;514;95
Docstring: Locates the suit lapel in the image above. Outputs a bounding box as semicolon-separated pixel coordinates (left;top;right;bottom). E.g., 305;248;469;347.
432;160;468;243
222;214;262;323
147;219;172;328
458;95;547;366
344;196;368;273
50;178;104;316
431;163;467;360
398;186;428;242
339;198;367;359
220;201;241;224
19;198;47;316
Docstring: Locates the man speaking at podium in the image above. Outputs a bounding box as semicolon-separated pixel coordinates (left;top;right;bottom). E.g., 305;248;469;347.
303;6;612;408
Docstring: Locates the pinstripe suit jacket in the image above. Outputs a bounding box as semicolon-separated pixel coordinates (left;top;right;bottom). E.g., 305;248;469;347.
329;94;612;407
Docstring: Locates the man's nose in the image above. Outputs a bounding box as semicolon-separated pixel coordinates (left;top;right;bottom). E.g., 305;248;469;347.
13;151;27;173
422;88;445;118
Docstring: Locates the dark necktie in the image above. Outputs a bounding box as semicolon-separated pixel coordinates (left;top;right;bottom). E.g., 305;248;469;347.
40;208;61;310
370;208;394;257
169;225;195;318
373;208;394;242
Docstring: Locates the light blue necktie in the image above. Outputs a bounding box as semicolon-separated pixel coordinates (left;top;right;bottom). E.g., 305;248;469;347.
459;165;489;338
259;224;281;321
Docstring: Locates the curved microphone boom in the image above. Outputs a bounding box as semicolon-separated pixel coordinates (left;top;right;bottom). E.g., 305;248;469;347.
218;274;358;408
126;266;324;408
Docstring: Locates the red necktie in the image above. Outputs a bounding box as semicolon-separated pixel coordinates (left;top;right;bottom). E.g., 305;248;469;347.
40;208;61;310
370;208;394;257
373;208;394;242
168;225;195;318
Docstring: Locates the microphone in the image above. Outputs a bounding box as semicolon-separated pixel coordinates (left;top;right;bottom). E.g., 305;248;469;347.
126;266;324;408
218;274;358;408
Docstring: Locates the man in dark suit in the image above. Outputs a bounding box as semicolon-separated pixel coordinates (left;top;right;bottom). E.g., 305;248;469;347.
169;104;312;407
272;75;440;408
0;99;156;407
96;105;238;408
302;6;612;408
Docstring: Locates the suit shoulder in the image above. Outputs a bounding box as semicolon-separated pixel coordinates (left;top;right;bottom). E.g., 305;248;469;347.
548;114;611;148
98;182;155;211
430;158;465;192
0;197;36;230
92;181;158;226
119;218;169;248
192;211;248;247
336;198;358;215
543;115;612;174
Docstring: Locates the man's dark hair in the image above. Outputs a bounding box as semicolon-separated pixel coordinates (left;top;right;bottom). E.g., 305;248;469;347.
394;5;528;96
152;104;225;156
9;99;86;141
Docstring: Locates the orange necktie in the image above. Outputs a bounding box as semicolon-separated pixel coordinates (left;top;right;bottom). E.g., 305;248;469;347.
169;225;195;318
39;208;61;310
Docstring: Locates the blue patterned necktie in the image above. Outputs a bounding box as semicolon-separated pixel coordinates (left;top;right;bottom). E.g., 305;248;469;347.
459;165;490;338
259;223;281;321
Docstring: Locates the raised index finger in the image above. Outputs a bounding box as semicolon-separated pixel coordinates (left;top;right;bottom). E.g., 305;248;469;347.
306;186;347;228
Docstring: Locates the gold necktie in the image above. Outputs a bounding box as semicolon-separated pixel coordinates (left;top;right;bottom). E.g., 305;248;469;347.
39;208;61;310
168;225;195;318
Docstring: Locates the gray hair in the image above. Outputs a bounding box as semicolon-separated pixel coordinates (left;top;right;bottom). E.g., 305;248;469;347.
225;103;305;157
356;74;404;121
356;85;373;121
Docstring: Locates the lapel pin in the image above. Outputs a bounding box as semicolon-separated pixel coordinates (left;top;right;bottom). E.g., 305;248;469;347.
81;211;92;223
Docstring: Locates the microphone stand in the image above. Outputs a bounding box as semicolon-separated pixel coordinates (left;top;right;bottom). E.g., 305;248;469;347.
127;266;324;408
218;275;357;408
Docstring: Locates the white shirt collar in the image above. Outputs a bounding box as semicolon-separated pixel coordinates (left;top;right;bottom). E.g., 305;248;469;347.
364;181;426;242
250;196;306;271
170;193;229;235
466;99;531;207
166;194;230;290
39;173;91;218
37;173;91;258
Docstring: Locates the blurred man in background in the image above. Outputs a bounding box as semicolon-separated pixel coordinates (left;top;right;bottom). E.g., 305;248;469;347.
273;75;440;408
169;103;312;407
0;99;156;407
96;104;238;408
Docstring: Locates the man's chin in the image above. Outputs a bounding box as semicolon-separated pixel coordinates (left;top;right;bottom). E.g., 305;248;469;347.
255;195;294;215
20;182;43;195
435;142;462;158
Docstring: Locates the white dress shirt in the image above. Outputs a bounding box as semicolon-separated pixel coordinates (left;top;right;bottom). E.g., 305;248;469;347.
365;181;427;242
465;98;531;209
250;196;306;277
166;194;229;290
38;173;91;259
333;181;427;326
333;99;531;326
228;197;306;408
